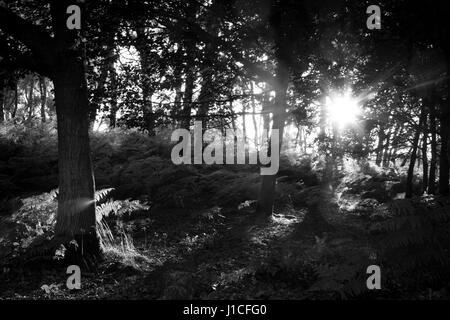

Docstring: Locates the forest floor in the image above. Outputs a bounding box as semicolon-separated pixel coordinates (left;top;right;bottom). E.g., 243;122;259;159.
0;180;391;300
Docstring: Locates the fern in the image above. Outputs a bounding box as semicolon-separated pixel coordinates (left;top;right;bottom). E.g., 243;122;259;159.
95;188;115;204
372;196;450;286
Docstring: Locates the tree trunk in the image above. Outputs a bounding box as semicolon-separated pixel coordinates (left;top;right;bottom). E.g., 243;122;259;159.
27;76;35;123
257;57;289;216
197;68;214;123
428;93;437;194
172;64;183;127
382;127;393;167
90;55;109;130
39;76;47;123
11;83;18;119
251;82;259;149
406;106;426;198
375;125;385;166
242;102;247;144
49;0;98;258
439;100;450;195
107;47;118;128
135;27;155;135
53;57;98;256
421;111;429;193
0;80;4;123
261;84;271;133
181;65;195;130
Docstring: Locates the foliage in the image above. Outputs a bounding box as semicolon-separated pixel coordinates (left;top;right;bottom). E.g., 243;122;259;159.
372;196;450;290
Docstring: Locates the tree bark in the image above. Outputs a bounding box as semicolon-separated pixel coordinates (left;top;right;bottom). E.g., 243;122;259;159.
257;51;289;215
375;125;385;166
439;98;450;195
382;127;393;167
50;0;98;257
39;76;47;123
107;47;118;128
135;27;155;135
0;79;4;123
53;57;98;256
181;64;195;130
428;92;437;194
251;82;259;149
197;67;214;123
421;110;429;193
27;76;35;123
12;83;18;119
406;106;426;198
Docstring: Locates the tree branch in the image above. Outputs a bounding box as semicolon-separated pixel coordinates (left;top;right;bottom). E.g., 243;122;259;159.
0;6;55;67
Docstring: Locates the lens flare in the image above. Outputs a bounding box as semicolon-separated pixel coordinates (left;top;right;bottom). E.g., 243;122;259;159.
326;91;361;128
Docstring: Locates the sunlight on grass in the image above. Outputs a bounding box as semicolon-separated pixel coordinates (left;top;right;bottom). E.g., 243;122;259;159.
98;219;153;271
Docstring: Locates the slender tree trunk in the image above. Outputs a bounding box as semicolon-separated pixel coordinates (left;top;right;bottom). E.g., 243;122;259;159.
39;76;47;123
375;125;385;166
422;111;429;193
172;65;183;127
251;82;259;149
229;99;237;132
90;56;109;130
261;84;271;132
295;123;301;150
27;76;34;123
439;101;450;195
197;68;214;123
429;93;437;194
0;80;4;123
135;27;155;135
12;83;18;119
242;102;247;144
107;47;118;128
437;46;450;195
181;65;195;130
382;127;393;167
406;106;426;198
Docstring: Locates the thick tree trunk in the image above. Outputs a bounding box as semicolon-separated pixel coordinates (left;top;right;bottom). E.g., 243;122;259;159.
406;106;426;198
53;57;98;256
49;0;98;257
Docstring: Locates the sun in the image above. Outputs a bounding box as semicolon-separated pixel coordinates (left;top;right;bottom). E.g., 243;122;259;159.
326;91;361;128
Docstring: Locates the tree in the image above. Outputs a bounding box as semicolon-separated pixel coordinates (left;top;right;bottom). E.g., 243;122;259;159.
0;1;98;256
